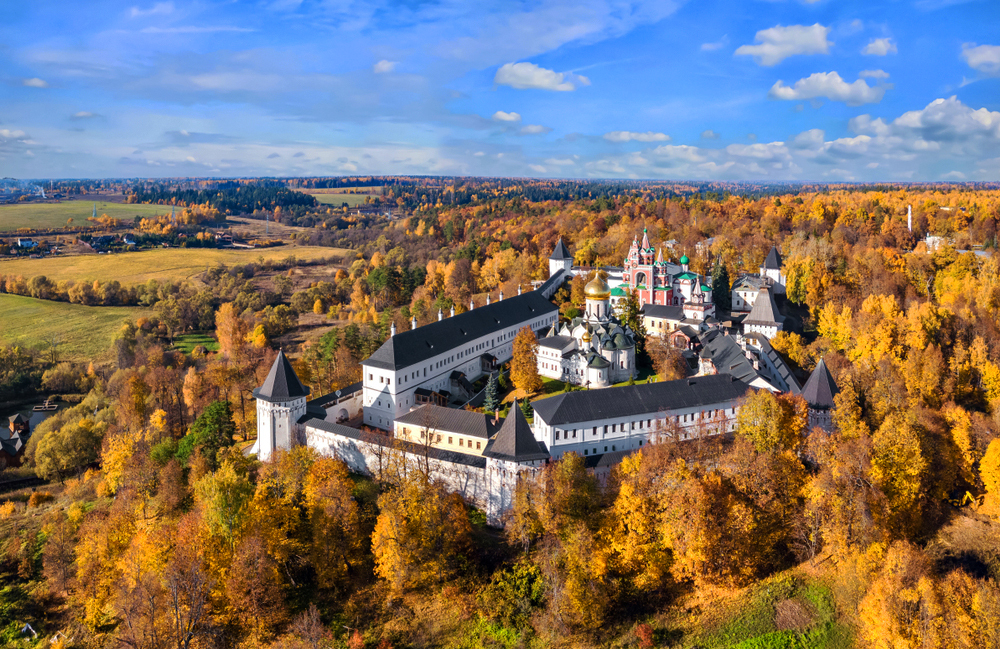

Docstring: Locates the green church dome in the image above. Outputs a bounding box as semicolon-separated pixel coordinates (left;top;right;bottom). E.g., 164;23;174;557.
680;254;689;264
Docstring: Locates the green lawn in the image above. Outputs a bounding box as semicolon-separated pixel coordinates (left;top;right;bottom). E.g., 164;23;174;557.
679;573;852;649
0;293;150;361
0;201;174;232
307;192;378;208
172;333;219;354
0;245;348;286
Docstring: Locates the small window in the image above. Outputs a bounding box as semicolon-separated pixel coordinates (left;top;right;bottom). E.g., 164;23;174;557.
476;442;481;450
459;439;464;447
437;434;442;442
555;431;560;440
448;437;453;444
604;446;608;452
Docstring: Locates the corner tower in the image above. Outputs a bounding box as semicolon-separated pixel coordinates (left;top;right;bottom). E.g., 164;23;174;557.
253;350;310;461
549;238;573;278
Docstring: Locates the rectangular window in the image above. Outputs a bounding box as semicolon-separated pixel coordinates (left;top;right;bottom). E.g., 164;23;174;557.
476;442;481;450
459;439;463;447
448;437;453;444
436;434;442;442
555;431;560;440
369;373;373;380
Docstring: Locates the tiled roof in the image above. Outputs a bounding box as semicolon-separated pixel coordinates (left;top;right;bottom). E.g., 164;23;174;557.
395;404;503;439
801;358;839;409
253;350;311;403
363;291;558;371
531;373;752;425
539;336;577;353
483;402;550;462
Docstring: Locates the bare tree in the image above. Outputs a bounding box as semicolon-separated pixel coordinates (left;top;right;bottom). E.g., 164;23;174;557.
164;528;213;649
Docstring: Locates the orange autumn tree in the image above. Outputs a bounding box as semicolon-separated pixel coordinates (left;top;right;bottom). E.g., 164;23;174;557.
510;325;542;395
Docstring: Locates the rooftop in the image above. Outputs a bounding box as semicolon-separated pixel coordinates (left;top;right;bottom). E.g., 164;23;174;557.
395;404;503;439
253;350;311;403
363;291;558;371
483;401;550;462
550;238;573;260
531;373;752;425
801;358;839;409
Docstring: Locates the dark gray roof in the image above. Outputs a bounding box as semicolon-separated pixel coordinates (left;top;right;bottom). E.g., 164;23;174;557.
733;274;772;291
537;269;568;296
8;413;29;425
641;304;685;321
699;330;763;386
363;291;558;371
483;402;550;462
308;381;363;407
763;246;783;270
550;238;572;260
306;419;487;468
395;404;502;439
538;335;576;352
745;333;802;393
801;359;839;409
531;374;752;426
253;350;311;403
744;287;785;327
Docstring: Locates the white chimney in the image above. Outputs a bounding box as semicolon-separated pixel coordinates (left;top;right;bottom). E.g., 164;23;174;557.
907;205;912;233
411;315;417;330
450;306;455;317
499;290;504;301
438;309;443;321
390;321;396;337
487;294;491;305
517;284;522;296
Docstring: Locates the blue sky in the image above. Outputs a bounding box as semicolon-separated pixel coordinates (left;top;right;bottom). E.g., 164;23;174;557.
1;0;999;181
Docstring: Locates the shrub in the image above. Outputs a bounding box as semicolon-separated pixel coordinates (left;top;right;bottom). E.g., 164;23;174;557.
0;501;16;519
27;491;54;508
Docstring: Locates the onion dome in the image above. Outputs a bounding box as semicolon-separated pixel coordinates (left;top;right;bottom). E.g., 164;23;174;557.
613;333;630;349
584;270;612;299
582;331;592;342
680;254;689;265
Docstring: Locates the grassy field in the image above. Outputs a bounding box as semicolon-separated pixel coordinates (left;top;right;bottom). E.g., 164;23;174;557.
306;192;378;207
0;245;349;285
173;333;220;354
0;294;150;361
0;201;174;232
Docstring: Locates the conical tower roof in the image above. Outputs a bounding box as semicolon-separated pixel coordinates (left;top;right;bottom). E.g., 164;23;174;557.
484;400;550;463
744;286;785;327
801;358;839;409
253;350;311;403
550;238;572;260
763;246;783;270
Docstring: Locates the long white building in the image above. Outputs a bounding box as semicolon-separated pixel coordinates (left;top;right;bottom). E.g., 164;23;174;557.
361;291;559;430
530;373;753;460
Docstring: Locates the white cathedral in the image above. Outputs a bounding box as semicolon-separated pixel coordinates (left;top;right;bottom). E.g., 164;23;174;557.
536;270;637;388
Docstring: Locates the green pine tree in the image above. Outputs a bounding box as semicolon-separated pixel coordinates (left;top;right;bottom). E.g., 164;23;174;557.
483;373;499;412
711;260;731;313
520;399;533;421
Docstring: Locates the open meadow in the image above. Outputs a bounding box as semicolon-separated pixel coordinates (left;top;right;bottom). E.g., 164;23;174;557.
0;200;174;232
0;293;150;361
298;189;380;207
0;245;350;285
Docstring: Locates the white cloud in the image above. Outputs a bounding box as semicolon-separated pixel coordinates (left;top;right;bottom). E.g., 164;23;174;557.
0;129;27;139
373;60;397;74
701;129;720;140
492;111;521;122
22;78;48;88
942;170;966;180
494;62;589;91
130;2;173;18
651;144;704;162
473;151;485;156
520;124;551;135
529;164;547;173
544;158;575;166
735;24;831;66
789;129;825;149
701;35;728;52
863;38;897;56
859;69;890;79
603;131;670;143
769;72;886;105
725;142;789;160
185;156;196;162
962;43;1000;75
70;111;101;120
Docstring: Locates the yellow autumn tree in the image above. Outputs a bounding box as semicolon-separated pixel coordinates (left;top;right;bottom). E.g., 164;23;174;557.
510;325;542;395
